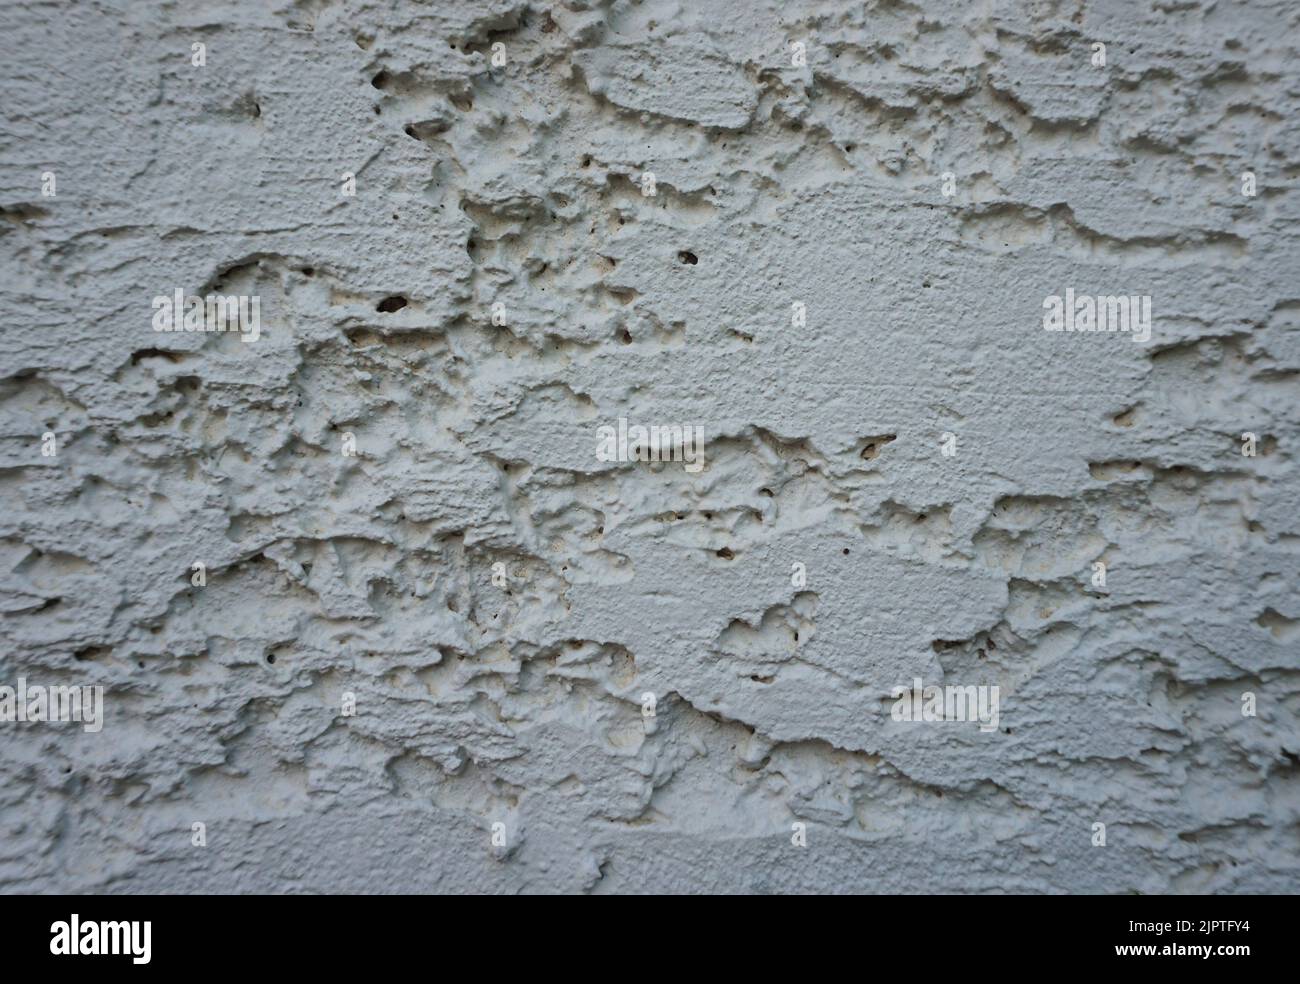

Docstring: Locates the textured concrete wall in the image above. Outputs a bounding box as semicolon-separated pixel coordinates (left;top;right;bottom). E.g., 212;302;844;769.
1;0;1297;894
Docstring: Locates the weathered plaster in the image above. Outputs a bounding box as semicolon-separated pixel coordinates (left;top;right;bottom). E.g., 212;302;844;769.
1;0;1297;893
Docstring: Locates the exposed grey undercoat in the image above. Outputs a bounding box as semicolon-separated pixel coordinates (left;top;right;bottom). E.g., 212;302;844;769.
1;0;1297;893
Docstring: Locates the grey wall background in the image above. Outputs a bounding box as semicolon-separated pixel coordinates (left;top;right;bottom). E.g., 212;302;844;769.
1;0;1297;894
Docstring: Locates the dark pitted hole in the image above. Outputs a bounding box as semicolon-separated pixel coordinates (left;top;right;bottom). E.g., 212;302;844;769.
677;250;698;265
716;547;734;560
860;434;897;460
130;348;181;365
371;71;389;89
377;296;408;313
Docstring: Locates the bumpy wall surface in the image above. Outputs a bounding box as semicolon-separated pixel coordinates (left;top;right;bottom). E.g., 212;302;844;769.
1;0;1298;894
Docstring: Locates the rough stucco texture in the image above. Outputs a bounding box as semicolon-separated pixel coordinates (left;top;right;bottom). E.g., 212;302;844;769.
2;0;1299;895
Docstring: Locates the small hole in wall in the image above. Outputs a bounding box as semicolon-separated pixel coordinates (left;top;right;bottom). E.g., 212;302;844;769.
677;250;698;265
301;267;314;277
716;547;734;559
860;435;896;460
371;71;388;89
581;155;591;167
376;295;408;312
619;328;632;344
842;548;849;555
266;652;277;664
